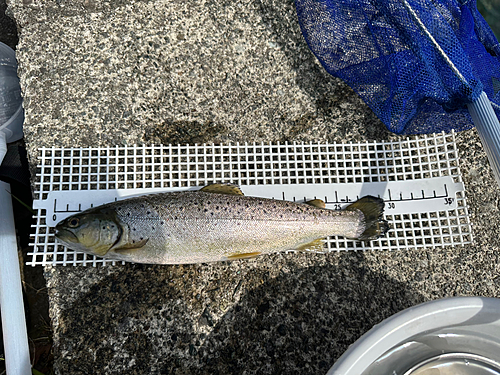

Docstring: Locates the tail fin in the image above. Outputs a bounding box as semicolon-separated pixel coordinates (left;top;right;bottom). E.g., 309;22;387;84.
345;196;389;240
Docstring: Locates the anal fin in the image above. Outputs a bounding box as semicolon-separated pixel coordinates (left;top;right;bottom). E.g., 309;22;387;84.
227;251;261;260
296;238;327;252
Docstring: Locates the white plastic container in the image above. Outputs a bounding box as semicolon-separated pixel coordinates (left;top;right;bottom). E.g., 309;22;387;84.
327;297;500;375
0;42;23;143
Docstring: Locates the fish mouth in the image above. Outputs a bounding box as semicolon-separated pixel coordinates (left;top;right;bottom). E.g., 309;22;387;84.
55;226;79;244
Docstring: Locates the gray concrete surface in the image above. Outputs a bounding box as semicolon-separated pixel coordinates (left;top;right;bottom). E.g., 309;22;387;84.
6;0;500;373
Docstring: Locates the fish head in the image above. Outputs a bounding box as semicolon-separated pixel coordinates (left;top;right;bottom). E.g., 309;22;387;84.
55;208;121;256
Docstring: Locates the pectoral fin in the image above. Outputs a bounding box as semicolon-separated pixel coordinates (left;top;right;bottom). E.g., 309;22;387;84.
201;183;244;196
296;238;327;252
305;199;326;208
227;251;261;260
112;238;149;253
91;244;113;257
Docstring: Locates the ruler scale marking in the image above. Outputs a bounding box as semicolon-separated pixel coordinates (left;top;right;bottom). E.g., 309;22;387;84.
39;177;464;226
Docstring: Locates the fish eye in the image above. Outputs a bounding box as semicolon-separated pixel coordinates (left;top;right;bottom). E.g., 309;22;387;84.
67;218;80;228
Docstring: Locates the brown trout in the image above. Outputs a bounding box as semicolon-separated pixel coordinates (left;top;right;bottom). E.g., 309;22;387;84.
55;183;388;264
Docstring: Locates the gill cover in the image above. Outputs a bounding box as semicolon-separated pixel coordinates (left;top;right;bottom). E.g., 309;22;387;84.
55;208;122;256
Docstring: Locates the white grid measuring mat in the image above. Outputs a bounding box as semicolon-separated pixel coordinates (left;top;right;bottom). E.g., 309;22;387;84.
29;131;472;266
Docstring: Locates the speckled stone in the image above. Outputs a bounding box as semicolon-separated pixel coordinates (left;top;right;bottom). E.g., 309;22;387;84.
7;0;500;373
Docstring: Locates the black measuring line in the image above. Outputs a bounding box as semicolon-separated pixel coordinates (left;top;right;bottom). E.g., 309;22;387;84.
53;199;82;214
323;184;450;204
53;194;122;214
51;183;452;214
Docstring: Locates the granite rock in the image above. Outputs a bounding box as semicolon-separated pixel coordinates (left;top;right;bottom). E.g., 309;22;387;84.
6;0;500;373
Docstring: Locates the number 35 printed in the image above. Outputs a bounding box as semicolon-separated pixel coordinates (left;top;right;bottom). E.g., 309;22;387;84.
444;197;455;205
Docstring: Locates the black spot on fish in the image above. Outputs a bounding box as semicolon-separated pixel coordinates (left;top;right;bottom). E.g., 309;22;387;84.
140;237;144;240
133;228;136;231
216;206;219;210
127;212;131;217
152;226;155;231
160;221;164;225
102;226;106;230
147;211;151;215
132;240;135;244
174;216;178;220
204;209;208;212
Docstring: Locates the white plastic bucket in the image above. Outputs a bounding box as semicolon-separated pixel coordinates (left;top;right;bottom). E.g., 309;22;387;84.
327;297;500;375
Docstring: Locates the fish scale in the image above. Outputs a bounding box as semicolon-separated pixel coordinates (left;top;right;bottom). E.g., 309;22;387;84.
55;186;387;264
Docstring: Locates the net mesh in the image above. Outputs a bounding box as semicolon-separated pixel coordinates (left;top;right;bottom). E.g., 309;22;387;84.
296;0;500;134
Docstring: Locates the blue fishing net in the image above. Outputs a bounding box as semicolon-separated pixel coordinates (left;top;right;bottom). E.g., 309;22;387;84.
296;0;500;135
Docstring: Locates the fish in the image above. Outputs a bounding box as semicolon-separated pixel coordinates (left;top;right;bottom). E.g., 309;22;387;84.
55;183;389;264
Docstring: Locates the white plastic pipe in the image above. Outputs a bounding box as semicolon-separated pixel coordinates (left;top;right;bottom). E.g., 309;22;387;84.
0;132;31;375
0;131;6;166
467;91;500;187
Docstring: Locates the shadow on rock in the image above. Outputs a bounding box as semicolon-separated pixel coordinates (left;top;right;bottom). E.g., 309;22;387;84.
53;252;424;374
193;253;425;374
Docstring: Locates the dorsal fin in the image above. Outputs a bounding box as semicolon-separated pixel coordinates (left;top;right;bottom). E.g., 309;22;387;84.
200;183;244;196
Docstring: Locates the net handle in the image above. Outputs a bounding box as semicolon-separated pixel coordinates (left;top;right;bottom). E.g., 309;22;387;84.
467;91;500;187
